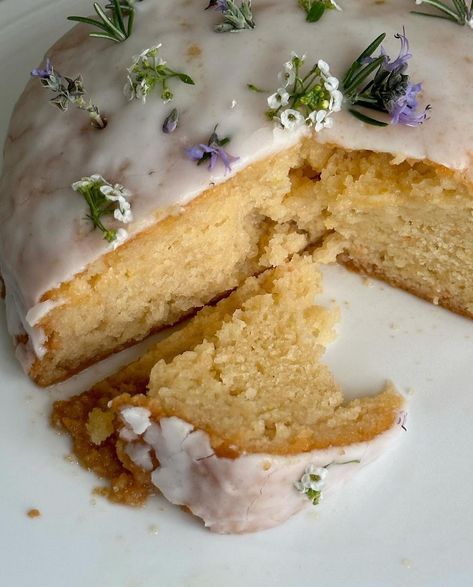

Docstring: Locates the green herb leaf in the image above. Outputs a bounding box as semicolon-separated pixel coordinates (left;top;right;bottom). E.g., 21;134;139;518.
307;2;325;21
209;0;255;33
410;0;472;25
175;73;195;85
348;108;389;126
247;83;267;93
68;0;137;44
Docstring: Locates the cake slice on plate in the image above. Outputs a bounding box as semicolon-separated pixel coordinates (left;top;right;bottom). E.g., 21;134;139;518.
53;252;405;533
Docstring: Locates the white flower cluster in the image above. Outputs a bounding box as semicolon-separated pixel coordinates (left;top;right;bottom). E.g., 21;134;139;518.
72;174;133;248
267;54;343;132
100;182;133;224
124;44;166;104
294;464;328;499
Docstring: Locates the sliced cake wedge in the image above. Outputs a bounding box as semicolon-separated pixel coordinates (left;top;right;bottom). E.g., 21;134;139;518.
53;251;405;533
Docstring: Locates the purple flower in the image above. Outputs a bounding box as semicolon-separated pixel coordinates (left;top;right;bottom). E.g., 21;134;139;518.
186;143;239;173
31;58;53;79
216;0;229;11
389;82;430;127
361;29;411;73
381;29;412;73
186;125;239;173
162;108;179;134
206;0;228;11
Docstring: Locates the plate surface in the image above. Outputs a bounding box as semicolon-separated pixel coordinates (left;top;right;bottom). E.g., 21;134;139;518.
0;2;472;586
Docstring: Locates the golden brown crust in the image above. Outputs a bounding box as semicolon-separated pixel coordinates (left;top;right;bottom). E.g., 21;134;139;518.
52;388;153;506
340;255;473;320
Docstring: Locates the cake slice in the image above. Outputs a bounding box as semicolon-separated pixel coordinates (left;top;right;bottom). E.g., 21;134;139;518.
53;252;405;533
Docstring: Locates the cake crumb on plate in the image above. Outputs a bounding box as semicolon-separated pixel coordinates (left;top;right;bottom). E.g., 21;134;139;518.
27;508;41;518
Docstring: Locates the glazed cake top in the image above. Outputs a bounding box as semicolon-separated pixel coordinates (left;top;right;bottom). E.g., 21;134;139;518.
0;0;472;316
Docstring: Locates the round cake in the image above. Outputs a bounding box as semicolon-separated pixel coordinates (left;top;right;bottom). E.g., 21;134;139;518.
0;0;472;387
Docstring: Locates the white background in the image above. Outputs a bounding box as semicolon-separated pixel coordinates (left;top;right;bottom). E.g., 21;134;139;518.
0;1;472;586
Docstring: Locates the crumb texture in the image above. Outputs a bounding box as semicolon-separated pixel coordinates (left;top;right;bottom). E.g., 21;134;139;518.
32;139;473;386
53;254;404;504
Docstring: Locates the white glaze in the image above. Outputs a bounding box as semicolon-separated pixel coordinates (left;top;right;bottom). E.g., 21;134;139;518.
121;406;152;434
0;0;472;347
124;415;405;534
124;441;154;472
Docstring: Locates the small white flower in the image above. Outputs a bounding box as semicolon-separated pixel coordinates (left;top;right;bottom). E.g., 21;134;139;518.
330;89;343;112
467;17;473;28
324;75;339;91
136;79;150;103
318;59;330;75
71;179;88;192
267;88;290;109
300;473;324;491
294;464;328;502
306;464;328;480
279;108;305;130
100;184;131;201
113;227;129;249
267;92;280;109
291;50;306;63
114;206;133;224
312;109;333;133
278;60;296;87
72;174;106;192
415;0;423;4
100;184;133;224
133;44;163;69
124;77;135;101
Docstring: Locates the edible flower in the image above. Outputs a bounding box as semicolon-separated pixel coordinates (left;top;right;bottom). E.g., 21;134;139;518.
186;125;239;173
31;60;106;129
294;464;328;505
72;174;133;245
162;108;179;134
206;0;255;33
31;58;54;79
342;30;430;127
124;44;194;104
267;53;342;131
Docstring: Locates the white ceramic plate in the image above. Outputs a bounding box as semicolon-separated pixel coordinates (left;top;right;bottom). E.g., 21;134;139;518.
1;2;473;586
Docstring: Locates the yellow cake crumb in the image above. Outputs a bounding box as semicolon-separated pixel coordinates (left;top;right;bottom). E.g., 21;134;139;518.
27;509;41;518
86;408;116;445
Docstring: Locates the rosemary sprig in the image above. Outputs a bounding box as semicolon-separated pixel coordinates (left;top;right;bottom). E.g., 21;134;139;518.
341;31;430;127
68;0;140;43
411;0;473;27
206;0;255;33
341;33;389;126
31;60;106;129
